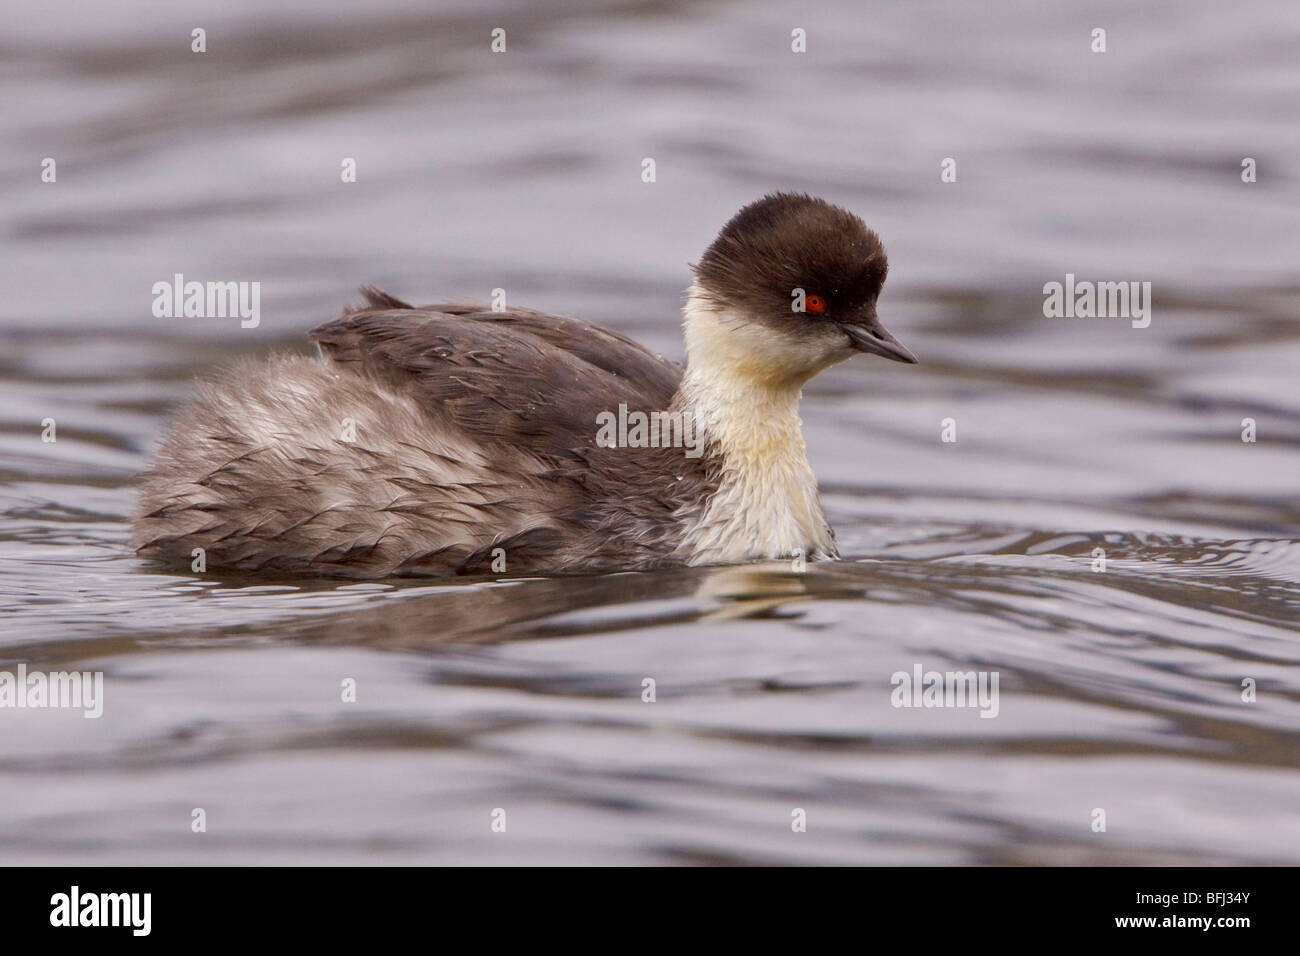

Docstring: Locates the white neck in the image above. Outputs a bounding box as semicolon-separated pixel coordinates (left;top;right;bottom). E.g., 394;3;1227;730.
675;285;836;565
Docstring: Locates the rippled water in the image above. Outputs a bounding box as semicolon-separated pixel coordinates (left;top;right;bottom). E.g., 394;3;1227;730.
1;0;1298;865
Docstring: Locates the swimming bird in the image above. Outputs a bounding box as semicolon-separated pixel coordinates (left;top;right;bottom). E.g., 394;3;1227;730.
133;193;917;577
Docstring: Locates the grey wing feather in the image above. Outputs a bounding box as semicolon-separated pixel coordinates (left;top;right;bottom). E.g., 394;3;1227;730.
310;290;682;462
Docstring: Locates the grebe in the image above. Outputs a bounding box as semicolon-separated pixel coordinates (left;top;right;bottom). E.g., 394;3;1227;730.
133;193;916;577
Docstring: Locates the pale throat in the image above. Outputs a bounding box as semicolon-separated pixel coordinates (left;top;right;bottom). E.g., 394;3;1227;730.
675;287;835;564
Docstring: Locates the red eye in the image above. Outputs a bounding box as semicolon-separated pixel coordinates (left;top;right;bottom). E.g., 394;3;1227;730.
805;295;826;313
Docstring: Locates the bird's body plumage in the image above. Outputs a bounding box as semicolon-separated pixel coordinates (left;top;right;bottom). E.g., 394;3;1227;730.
133;290;722;576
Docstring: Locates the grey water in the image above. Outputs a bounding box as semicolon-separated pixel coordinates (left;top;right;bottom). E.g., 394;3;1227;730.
1;0;1298;865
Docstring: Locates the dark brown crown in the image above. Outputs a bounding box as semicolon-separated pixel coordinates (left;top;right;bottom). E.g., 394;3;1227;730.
694;193;888;323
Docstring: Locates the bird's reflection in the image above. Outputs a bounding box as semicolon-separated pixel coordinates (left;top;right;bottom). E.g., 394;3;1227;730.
12;561;892;668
